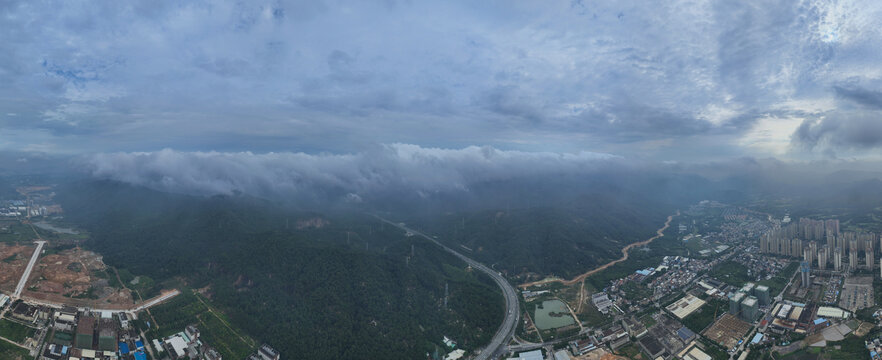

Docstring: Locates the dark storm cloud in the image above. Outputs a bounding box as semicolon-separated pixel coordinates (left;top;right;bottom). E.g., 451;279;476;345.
834;86;882;110
792;112;882;152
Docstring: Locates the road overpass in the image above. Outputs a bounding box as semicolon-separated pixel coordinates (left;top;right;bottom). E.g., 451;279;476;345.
376;217;520;360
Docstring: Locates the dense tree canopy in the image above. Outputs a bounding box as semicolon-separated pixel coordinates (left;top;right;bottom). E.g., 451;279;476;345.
57;181;503;359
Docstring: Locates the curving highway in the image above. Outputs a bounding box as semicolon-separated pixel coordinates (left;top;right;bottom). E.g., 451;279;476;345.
376;217;519;360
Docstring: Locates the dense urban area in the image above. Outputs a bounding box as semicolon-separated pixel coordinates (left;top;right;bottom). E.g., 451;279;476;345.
434;200;882;360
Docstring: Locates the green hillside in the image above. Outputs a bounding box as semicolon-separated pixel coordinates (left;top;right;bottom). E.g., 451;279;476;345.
57;181;502;360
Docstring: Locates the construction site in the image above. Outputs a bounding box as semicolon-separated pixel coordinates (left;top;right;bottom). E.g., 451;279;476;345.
702;313;751;349
0;243;32;293
23;247;135;308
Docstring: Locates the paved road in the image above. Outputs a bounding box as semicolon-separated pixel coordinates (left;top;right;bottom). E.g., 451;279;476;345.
19;290;181;316
377;217;520;360
131;290;181;313
519;211;679;288
13;240;45;299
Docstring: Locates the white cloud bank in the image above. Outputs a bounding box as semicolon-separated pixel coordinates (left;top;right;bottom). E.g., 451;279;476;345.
81;144;618;197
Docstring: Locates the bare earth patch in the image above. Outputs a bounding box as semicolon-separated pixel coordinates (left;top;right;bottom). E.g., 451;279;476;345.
0;244;31;292
23;247;134;307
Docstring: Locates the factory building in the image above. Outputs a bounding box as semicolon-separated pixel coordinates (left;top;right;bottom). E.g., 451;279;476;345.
258;344;281;360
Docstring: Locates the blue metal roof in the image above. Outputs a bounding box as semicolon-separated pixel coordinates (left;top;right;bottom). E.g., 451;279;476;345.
119;342;130;355
751;333;763;344
135;340;144;348
676;327;695;341
134;351;147;360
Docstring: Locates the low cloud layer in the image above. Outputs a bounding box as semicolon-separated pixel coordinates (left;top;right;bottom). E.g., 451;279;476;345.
78;144;882;211
81;144;618;199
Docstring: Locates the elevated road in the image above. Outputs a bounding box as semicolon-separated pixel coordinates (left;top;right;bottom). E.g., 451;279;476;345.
13;240;45;299
376;217;519;360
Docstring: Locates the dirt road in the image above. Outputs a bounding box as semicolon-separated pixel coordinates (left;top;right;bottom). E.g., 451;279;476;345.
519;210;679;289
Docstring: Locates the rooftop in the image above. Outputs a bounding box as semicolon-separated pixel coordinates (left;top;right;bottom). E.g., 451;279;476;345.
666;294;706;319
638;336;664;356
518;349;543;360
259;343;279;357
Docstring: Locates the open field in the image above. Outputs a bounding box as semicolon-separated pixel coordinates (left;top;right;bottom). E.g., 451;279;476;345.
0;339;29;359
0;223;41;243
0;319;36;344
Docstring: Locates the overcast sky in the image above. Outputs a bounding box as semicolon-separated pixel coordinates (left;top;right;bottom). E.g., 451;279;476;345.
4;0;882;166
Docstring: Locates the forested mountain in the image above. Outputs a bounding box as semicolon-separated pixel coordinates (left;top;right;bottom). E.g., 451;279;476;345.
50;170;753;358
401;173;723;280
415;193;672;279
56;181;502;360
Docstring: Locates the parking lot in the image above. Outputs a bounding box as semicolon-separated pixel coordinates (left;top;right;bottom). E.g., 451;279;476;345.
839;275;874;312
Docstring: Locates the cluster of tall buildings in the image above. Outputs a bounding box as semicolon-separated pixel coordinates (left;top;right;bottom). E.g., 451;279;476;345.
759;218;880;274
729;283;771;322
